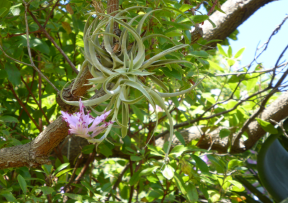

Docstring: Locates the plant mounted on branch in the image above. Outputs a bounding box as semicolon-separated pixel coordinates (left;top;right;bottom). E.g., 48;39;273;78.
60;7;205;160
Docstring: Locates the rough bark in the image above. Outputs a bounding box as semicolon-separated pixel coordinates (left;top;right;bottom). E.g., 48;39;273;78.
203;0;274;45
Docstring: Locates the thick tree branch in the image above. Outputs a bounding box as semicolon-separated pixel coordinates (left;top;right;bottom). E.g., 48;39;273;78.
0;62;93;169
203;0;274;45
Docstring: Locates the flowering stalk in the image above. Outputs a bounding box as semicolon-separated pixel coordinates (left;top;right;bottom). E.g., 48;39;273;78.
61;99;113;144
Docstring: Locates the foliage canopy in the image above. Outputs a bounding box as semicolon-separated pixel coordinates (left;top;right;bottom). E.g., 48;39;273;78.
0;0;288;202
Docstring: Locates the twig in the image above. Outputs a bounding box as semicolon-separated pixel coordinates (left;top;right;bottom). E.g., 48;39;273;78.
0;45;33;67
128;159;134;203
27;8;79;74
65;150;96;193
64;153;84;192
233;44;288;147
215;63;288;77
4;30;41;38
155;88;269;140
9;84;41;131
270;119;288;138
106;163;130;201
44;0;60;28
20;77;50;124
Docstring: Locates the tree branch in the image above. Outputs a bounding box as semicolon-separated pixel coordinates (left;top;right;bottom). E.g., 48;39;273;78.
203;0;274;45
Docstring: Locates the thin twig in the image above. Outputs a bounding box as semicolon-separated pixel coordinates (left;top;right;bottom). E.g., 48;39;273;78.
9;84;41;131
215;62;288;77
155;88;269;139
27;8;79;74
20;77;50;124
233;44;288;147
0;45;33;67
44;0;60;28
12;1;60;92
106;163;130;201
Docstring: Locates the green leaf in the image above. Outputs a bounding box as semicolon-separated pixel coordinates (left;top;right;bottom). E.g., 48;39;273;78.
131;105;144;122
179;4;193;12
162;165;175;180
256;118;278;134
191;155;209;173
171;97;179;107
130;156;143;161
186;183;198;202
228;180;245;191
55;168;73;177
129;170;141;186
174;173;187;195
30;39;50;55
227;159;243;170
81;180;95;193
5;63;21;86
42;164;53;175
0;116;18;123
217;44;228;57
139;166;160;176
190;15;209;23
0;0;11;17
1;192;17;202
17;174;27;194
189;50;209;58
81;144;95;154
0;8;7;17
53;163;70;175
147;145;165;157
170;145;188;157
0;174;7;186
40;186;54;195
207;60;224;72
228;45;232;58
227;58;235;66
219;129;231;139
234;47;245;58
175;131;186;145
10;3;21;16
162;67;182;80
64;193;83;201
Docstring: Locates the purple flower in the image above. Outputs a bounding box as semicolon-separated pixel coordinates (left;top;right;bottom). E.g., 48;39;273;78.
247;158;257;164
201;155;211;165
61;99;113;142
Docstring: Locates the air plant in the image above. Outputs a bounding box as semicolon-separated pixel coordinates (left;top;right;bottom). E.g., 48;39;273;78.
61;8;204;161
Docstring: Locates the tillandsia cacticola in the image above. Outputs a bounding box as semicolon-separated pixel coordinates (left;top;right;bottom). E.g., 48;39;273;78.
60;7;205;162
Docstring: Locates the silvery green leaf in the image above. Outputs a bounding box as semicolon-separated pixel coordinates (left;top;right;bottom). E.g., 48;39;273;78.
148;75;168;92
87;76;106;84
157;77;205;98
121;101;129;138
149;89;174;161
142;44;189;69
149;59;193;67
129;70;155;76
114;18;145;70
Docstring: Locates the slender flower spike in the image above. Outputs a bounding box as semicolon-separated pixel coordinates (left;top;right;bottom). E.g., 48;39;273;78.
61;99;113;143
